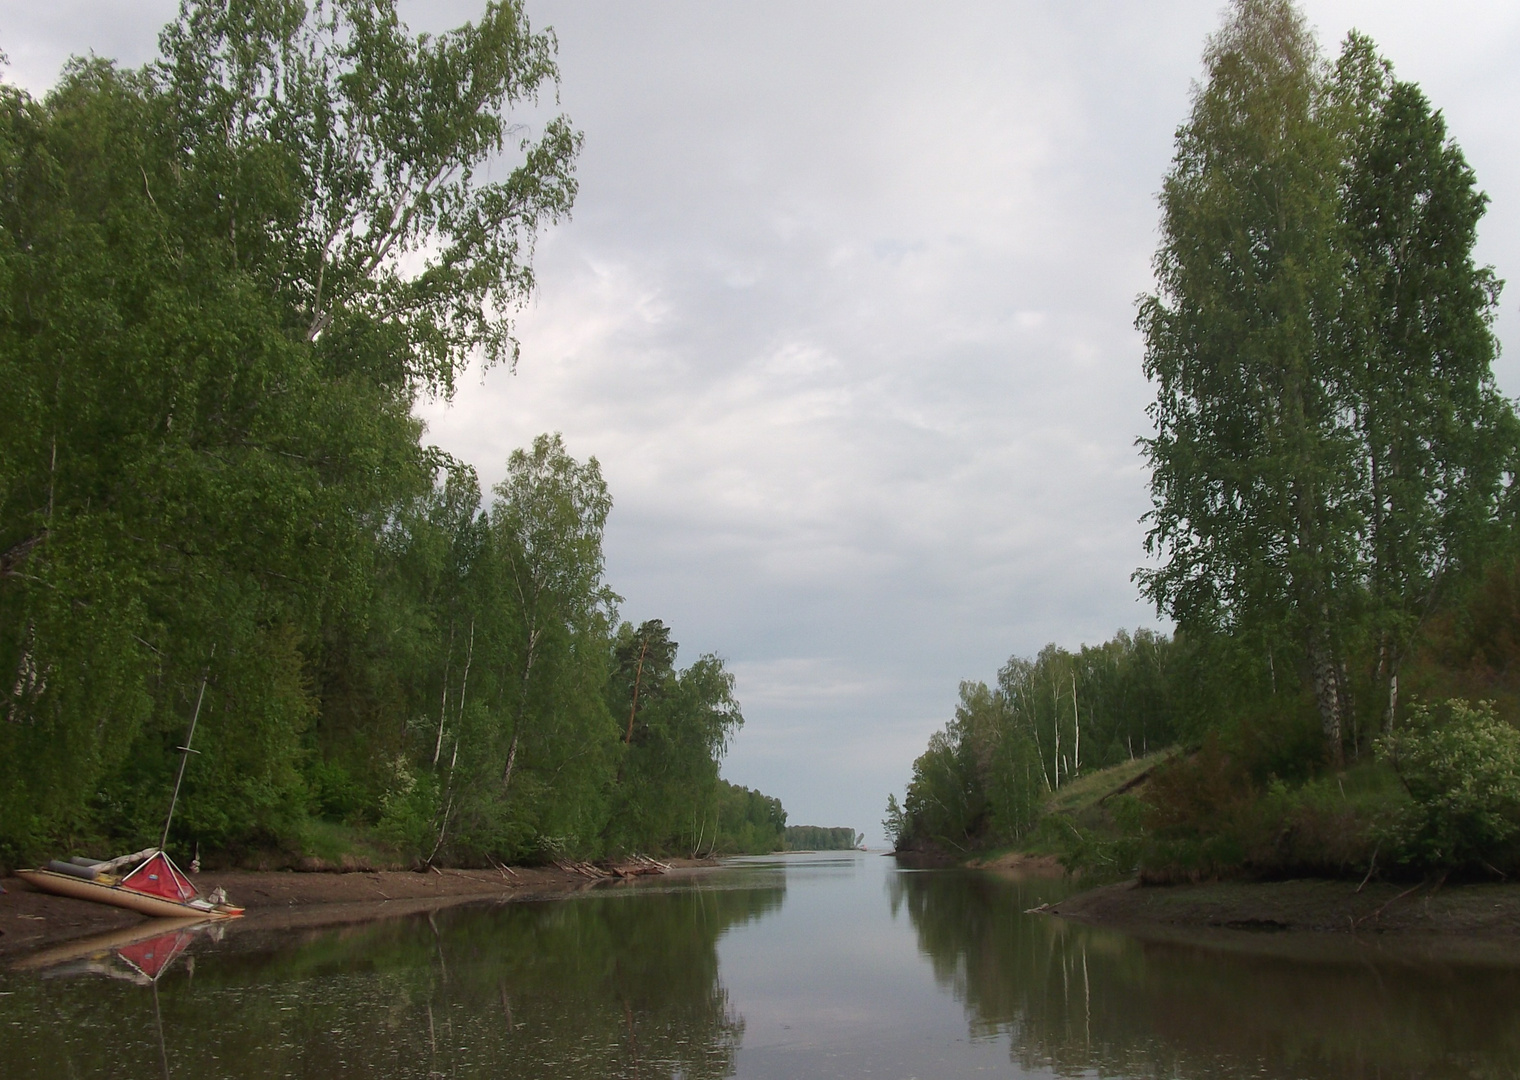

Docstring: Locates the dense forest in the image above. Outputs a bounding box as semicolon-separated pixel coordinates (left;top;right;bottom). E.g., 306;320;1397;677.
0;0;787;868
890;0;1520;881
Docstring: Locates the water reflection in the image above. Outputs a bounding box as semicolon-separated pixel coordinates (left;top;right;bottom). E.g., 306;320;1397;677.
1;877;783;1079
10;859;1520;1079
891;868;1520;1078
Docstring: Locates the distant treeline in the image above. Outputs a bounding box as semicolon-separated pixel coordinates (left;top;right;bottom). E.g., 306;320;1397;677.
890;1;1520;881
0;2;786;867
712;783;787;856
785;826;862;851
886;630;1183;853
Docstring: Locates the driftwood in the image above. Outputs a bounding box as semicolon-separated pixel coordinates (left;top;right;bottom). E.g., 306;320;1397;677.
1353;870;1449;930
554;859;611;880
548;854;671;880
608;854;670;878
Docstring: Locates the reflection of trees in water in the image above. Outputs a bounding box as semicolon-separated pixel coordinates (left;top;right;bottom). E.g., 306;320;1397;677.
1;884;784;1080
891;870;1520;1079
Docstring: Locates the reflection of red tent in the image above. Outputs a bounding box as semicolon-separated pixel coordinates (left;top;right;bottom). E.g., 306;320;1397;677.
115;928;197;983
120;852;198;903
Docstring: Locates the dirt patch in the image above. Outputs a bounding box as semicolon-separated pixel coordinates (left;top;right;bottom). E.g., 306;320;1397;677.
0;863;679;961
964;851;1067;877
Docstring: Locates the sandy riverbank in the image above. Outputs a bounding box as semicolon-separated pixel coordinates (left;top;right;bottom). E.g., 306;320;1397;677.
0;861;712;960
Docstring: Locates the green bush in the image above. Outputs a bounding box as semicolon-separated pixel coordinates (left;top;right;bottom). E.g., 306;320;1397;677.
1048;794;1146;883
375;758;440;859
1375;700;1520;871
1137;739;1393;881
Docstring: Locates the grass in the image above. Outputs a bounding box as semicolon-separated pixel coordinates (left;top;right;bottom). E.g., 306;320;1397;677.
295;820;404;870
958;751;1178;878
1044;749;1177;821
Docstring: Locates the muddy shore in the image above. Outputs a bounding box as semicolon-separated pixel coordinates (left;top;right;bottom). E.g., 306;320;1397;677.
1045;876;1520;964
894;848;1520;962
0;862;710;960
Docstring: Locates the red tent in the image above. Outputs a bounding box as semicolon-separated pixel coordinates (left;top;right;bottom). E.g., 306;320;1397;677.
120;852;198;903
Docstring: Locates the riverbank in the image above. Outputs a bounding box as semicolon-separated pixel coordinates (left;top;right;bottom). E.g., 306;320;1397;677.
1046;876;1520;964
0;860;712;960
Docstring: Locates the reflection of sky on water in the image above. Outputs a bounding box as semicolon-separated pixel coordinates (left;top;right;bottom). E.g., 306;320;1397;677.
720;852;1044;1078
7;853;1520;1079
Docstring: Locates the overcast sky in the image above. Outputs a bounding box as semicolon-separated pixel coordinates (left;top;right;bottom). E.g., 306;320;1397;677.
6;1;1519;845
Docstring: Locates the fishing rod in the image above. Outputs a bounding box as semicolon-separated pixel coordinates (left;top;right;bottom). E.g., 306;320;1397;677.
160;643;215;853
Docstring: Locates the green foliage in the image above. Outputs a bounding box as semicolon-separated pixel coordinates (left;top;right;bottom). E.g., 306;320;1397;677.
714;782;787;854
1137;0;1350;658
882;793;906;849
337;439;757;866
1136;0;1515;763
375;756;439;855
1136;745;1408;882
784;825;860;851
889;630;1183;854
0;1;785;869
1335;36;1515;690
1041;794;1145;884
605;621;747;857
880;1;1520;883
1376;700;1520;871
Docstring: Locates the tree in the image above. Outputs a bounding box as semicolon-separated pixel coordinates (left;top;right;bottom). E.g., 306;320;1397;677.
1376;700;1520;870
608;623;745;854
1334;35;1514;734
1137;0;1354;760
1136;1;1513;763
158;0;581;391
0;0;580;860
471;433;620;857
610;619;679;747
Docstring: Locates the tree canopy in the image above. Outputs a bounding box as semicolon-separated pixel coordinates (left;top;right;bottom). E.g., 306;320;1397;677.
0;1;781;867
1137;0;1513;763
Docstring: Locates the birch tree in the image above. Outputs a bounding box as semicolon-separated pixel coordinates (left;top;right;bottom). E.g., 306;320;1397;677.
1139;2;1515;766
1334;35;1514;737
1136;2;1352;762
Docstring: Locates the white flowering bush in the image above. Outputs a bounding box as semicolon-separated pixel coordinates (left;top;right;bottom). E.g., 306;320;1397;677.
1375;701;1520;870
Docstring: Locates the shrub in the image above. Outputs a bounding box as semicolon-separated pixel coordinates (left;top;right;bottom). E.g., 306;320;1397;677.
1137;737;1394;881
1048;794;1146;883
1375;700;1520;871
375;757;440;858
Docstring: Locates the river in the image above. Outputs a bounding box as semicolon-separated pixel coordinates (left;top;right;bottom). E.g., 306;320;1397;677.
3;851;1519;1077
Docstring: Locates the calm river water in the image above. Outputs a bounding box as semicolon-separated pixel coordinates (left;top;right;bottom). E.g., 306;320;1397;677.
4;851;1520;1077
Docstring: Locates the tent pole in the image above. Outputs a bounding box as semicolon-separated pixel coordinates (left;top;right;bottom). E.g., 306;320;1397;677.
160;645;215;852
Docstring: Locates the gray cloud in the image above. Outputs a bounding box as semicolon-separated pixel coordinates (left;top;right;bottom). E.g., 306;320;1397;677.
7;1;1520;844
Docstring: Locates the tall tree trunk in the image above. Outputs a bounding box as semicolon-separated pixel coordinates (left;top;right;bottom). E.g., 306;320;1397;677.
626;636;649;744
432;622;455;767
504;623;538;789
1309;627;1344;766
1071;671;1080;776
502;729;519;792
456;620;474;730
1052;683;1061;791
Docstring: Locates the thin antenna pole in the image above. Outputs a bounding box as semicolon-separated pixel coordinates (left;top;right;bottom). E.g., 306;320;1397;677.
161;644;215;852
